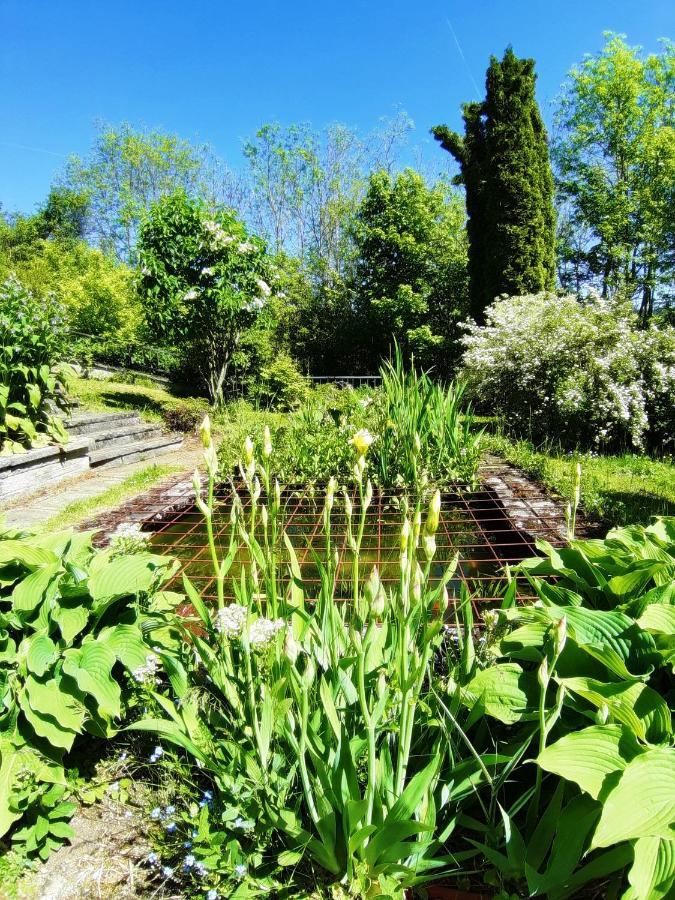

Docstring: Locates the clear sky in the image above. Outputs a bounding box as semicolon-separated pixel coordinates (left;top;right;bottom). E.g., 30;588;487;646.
1;0;673;215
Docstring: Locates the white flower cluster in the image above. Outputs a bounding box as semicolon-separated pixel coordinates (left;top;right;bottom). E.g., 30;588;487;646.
249;617;284;646
461;292;675;451
213;605;285;648
203;220;235;248
214;604;248;637
132;653;160;685
109;522;151;554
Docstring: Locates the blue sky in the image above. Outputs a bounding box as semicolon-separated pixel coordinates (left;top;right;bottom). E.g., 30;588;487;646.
1;0;673;214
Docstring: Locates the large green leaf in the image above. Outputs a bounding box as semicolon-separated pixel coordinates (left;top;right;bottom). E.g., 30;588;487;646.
25;633;57;676
463;663;539;724
537;725;643;800
11;564;60;614
592;749;675;847
24;672;86;736
62;643;121;719
560;676;672;743
0;541;57;569
52;599;89;645
637;604;675;636
627;837;675;900
97;624;149;670
88;554;161;602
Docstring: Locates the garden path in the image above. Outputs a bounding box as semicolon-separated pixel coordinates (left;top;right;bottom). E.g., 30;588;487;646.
2;441;201;531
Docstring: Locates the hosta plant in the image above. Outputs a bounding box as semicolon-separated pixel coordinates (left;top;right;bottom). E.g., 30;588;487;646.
0;525;180;859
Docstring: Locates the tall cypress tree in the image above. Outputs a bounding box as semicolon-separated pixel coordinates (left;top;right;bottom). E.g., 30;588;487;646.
432;48;555;321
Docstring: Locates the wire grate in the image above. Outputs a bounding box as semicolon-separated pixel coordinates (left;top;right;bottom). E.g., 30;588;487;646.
147;479;566;618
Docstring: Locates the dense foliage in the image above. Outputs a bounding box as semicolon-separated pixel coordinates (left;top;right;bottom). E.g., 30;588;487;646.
0;525;179;858
350;169;468;369
433;48;556;322
554;35;675;316
462;292;675;452
0;277;69;450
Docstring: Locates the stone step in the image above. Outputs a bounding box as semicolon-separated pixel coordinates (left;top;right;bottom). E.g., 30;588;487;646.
66;410;141;436
89;433;184;469
88;422;165;451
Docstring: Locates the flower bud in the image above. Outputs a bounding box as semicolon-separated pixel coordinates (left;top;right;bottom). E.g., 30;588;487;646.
261;504;268;530
596;703;609;725
284;630;299;665
377;671;387;699
414;432;421;454
252;477;261;503
483;609;498;630
244;436;254;465
400;518;410;554
263;425;273;459
412;564;422;603
423;533;436;562
425;490;441;536
364;479;373;509
199;415;212;449
302;656;316;687
192;468;202;499
274;479;281;508
203;443;218;478
325;477;336;513
344;491;353;520
537;656;549;690
553;616;567;657
440;585;449;615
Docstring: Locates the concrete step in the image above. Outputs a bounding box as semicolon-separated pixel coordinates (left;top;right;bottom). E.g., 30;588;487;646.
89;433;184;469
66;410;141;436
88;421;165;451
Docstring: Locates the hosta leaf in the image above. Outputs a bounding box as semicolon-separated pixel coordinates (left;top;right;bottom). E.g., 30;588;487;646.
52;600;89;645
88;554;161;601
18;690;75;751
537;725;643;800
26;633;57;676
24;673;86;735
97;624;148;670
11;564;60;614
463;663;539;724
0;541;56;569
628;837;675;900
637;604;675;636
560;676;672;743
592;749;675;847
62;643;121;719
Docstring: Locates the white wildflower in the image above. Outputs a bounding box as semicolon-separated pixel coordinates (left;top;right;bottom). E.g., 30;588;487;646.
214;604;248;637
248;617;285;647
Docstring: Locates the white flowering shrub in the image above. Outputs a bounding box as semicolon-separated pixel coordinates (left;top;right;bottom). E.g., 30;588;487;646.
461;292;675;451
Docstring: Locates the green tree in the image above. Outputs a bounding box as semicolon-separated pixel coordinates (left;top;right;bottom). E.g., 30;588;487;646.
61;122;232;261
433;48;556;321
553;34;675;317
137;192;276;403
350;169;468;370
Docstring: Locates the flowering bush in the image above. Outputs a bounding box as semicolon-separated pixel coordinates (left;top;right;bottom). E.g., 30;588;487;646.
461;292;675;451
137;192;277;404
0;276;70;449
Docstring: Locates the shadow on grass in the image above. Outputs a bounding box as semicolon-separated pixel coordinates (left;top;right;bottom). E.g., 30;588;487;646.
593;489;675;529
98;389;168;418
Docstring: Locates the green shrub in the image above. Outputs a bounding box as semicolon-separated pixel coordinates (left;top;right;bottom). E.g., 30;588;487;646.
162;397;210;433
248;351;309;411
0;525;180;859
0;276;70;450
462;292;675;452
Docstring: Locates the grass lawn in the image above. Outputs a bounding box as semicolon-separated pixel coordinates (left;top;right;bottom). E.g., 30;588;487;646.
41;462;184;531
69;375;183;423
485;431;675;529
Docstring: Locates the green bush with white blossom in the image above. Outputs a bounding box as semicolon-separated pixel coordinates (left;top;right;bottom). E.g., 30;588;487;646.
461;292;675;452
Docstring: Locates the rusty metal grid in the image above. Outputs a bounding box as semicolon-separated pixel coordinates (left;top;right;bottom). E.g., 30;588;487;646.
146;479;566;618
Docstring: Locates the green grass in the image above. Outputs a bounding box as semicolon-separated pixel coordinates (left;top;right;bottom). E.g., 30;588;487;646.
484;431;675;529
69;376;183;423
42;463;183;532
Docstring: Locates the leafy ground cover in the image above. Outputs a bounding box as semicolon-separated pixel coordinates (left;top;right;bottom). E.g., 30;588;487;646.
484;430;675;528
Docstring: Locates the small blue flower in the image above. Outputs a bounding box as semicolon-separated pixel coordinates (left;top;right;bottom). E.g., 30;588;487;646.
164;805;176;816
146;852;159;865
194;861;207;877
183;840;192;849
202;790;213;801
183;854;196;870
234;863;247;879
192;829;199;838
165;821;177;833
207;891;218;900
150;807;161;820
162;866;174;878
119;751;128;762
